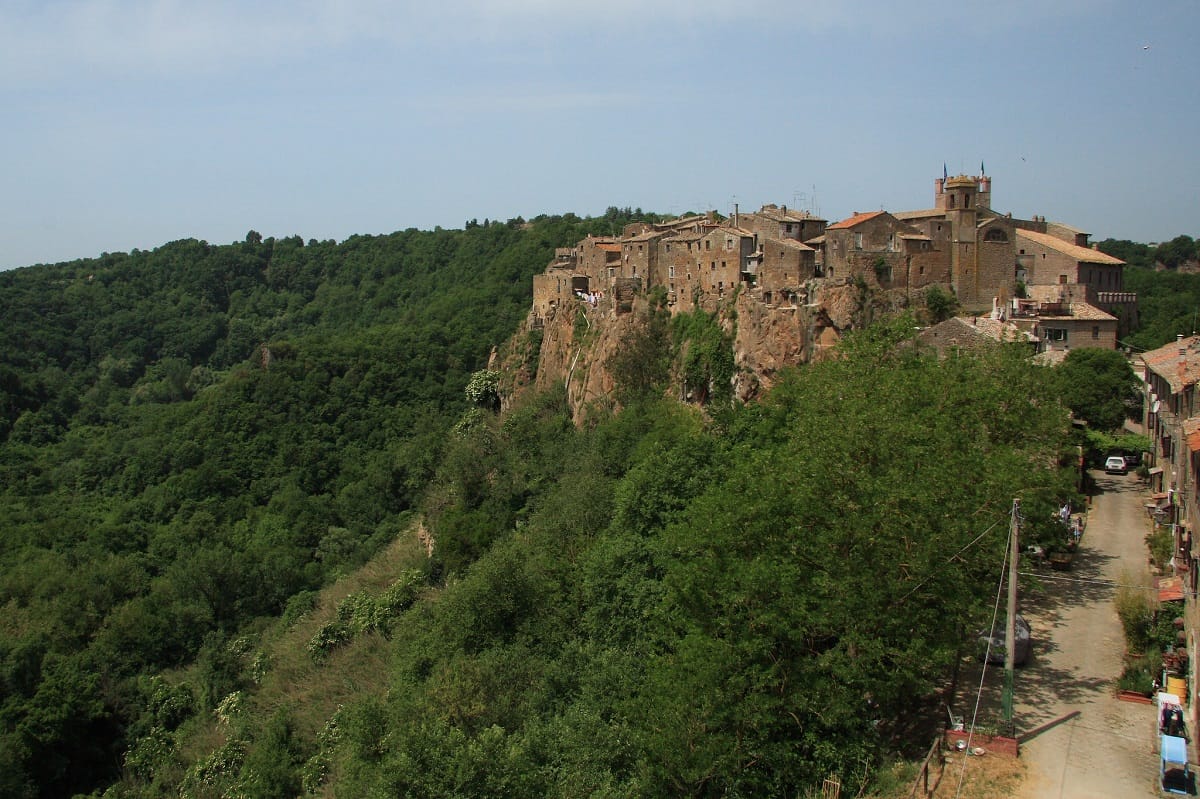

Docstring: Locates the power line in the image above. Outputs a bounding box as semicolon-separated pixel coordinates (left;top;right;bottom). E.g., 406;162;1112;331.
953;517;1013;799
1018;571;1164;592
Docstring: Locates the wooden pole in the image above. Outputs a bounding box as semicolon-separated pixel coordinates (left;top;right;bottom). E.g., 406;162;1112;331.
1002;498;1020;726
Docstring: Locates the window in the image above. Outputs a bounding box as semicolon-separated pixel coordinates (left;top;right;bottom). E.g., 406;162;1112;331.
1092;326;1100;339
706;240;711;251
1045;328;1067;342
666;244;671;252
785;223;793;233
726;238;734;250
669;266;675;278
854;233;863;250
984;228;1008;242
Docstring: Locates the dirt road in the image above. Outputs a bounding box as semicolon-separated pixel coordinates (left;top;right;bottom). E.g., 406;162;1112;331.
1010;470;1161;797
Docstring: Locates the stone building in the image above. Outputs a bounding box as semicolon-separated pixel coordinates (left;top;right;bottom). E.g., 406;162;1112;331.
1005;284;1119;353
750;237;818;307
916;315;1038;358
739;204;826;244
1140;336;1200;620
529;171;1134;345
888;174;1020;308
661;225;755;307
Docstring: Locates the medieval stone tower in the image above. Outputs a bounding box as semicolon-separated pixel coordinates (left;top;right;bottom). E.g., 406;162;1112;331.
933;172;1004;308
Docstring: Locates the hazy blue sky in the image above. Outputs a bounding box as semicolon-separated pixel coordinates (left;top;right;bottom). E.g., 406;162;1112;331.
2;0;1196;271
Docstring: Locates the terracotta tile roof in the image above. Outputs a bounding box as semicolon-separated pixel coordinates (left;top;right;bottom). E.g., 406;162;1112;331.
1048;221;1087;234
1065;303;1117;321
894;209;943;220
1016;228;1124;265
1186;419;1200;454
898;233;932;241
596;243;621;253
1034;348;1070;366
754;205;827;224
764;237;814;251
805;234;826;245
828;210;885;230
1141;335;1200;393
1158;575;1185;602
918;316;1036;348
1137;333;1200;391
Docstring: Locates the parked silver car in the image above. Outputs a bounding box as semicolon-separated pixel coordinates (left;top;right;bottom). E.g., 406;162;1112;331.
1104;455;1128;475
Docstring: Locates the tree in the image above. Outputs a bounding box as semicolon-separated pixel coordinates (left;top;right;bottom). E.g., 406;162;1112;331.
924;284;957;324
1055;348;1140;431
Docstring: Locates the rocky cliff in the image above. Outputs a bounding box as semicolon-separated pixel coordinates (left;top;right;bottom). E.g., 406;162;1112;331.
495;280;908;420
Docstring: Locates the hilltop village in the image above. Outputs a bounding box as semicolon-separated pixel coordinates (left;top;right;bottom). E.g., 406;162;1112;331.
515;171;1139;409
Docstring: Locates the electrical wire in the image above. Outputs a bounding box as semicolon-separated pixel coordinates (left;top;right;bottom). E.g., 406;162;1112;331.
1018;571;1163;591
953;516;1013;799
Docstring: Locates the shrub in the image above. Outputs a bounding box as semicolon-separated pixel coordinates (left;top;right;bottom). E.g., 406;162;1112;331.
1117;652;1159;695
1146;528;1173;571
282;590;319;626
307;621;351;663
1115;572;1156;653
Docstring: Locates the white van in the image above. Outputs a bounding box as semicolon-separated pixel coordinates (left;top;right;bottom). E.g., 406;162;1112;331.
1104;455;1127;475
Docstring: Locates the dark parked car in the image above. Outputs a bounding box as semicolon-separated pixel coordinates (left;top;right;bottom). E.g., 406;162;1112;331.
978;614;1031;666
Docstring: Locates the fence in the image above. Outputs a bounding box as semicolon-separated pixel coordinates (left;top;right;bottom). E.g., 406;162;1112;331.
908;737;947;799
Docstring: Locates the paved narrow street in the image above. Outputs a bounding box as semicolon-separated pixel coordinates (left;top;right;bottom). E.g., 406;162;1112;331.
1010;470;1162;798
1012;470;1161;791
947;470;1165;797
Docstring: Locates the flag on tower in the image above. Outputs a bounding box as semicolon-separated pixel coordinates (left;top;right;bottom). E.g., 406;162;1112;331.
943;163;948;181
980;160;985;175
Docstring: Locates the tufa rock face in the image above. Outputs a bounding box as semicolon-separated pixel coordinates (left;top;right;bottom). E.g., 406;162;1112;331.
497;280;897;420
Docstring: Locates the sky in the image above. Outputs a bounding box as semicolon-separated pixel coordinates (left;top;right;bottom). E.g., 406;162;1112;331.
2;0;1197;271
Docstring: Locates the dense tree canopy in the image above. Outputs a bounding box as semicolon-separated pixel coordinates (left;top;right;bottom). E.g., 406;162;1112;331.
0;223;1189;797
1054;347;1141;431
0;213;647;798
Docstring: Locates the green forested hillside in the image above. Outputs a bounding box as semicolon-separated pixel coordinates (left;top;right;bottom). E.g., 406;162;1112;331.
0;223;1180;798
0;214;622;798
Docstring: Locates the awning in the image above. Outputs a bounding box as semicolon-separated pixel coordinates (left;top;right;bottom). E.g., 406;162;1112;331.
1158;575;1185;602
1150;467;1164;475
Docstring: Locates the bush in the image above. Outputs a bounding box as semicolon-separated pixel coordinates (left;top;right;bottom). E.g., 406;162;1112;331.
1117;652;1159;696
1146;528;1174;571
307;621;351;663
1115;572;1156;653
282;590;318;626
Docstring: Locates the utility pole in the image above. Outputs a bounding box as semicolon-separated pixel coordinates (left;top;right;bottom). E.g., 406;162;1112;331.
1002;498;1020;727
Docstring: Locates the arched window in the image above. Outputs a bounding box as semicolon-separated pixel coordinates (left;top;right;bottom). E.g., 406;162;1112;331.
984;228;1008;243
